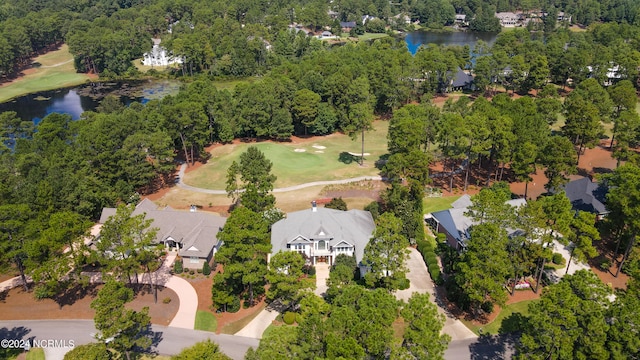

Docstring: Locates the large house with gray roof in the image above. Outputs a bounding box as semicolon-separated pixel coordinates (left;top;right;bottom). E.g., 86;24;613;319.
99;199;226;270
425;194;526;249
270;202;375;275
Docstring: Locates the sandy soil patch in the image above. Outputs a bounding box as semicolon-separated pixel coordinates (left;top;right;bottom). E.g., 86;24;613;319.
294;148;306;152
312;145;326;149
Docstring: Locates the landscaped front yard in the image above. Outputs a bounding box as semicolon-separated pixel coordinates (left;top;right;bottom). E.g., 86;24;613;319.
462;299;538;335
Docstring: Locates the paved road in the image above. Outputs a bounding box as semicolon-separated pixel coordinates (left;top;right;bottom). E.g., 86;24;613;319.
177;163;383;194
0;320;259;360
446;335;517;359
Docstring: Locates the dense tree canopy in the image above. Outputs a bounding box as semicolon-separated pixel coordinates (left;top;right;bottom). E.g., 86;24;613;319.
214;207;271;309
363;212;410;290
91;280;152;360
248;284;449;359
517;270;612;360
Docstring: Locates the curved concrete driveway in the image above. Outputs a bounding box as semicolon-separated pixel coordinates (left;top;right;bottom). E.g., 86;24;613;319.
233;307;279;339
0;253;198;330
177;163;383;194
396;247;477;341
165;275;198;329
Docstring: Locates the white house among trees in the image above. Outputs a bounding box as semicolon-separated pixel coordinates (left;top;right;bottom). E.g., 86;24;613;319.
142;39;183;67
270;202;374;275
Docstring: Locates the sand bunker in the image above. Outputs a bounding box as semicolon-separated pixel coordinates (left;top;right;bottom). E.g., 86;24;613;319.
294;148;306;153
347;152;370;156
315;150;324;153
312;145;327;150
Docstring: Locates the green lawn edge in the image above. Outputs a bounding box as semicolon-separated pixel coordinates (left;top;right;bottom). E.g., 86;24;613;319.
462;299;538;335
194;310;217;332
219;302;267;335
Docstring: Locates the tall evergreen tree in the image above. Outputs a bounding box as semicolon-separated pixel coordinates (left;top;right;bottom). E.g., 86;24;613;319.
363;212;410;290
454;223;510;317
225;146;277;213
215;207;271;307
91;281;152;360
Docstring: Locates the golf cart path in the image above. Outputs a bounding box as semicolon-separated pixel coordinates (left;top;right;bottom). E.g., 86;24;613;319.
177;163;382;194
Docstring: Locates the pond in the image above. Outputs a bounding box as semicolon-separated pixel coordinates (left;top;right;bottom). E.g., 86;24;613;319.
0;80;182;124
405;30;499;55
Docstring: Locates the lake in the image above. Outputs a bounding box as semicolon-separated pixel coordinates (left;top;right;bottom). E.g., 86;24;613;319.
0;80;181;124
405;30;498;55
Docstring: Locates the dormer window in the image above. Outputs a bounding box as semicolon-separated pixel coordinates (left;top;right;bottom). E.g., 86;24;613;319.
317;240;326;250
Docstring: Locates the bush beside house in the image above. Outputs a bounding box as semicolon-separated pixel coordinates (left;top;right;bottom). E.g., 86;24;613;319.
174;259;183;274
417;239;443;285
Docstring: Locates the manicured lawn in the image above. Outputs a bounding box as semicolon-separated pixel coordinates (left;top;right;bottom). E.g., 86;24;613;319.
358;33;389;41
25;348;45;360
0;44;92;103
184;121;389;189
194;310;217;332
220;302;267;334
422;195;461;214
462;299;538;335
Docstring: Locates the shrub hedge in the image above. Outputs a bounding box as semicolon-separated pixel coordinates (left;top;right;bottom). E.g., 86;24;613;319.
416;240;444;285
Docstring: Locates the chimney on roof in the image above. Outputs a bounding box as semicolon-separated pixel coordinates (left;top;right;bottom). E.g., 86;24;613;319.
312;201;317;212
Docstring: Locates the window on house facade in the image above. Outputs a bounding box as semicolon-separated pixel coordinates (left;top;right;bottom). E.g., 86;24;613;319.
336;246;351;253
292;244;305;255
317;240;326;250
190;257;199;264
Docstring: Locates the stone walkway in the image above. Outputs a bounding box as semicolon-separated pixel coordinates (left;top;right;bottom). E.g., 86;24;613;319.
314;263;330;296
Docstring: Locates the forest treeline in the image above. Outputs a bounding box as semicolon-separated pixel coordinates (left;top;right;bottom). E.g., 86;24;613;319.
1;0;640;78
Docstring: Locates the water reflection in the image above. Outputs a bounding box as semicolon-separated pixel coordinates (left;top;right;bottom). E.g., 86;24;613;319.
0;88;99;124
0;80;181;124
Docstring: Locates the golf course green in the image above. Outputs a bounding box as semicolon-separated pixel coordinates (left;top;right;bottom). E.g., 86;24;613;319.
183;121;390;189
